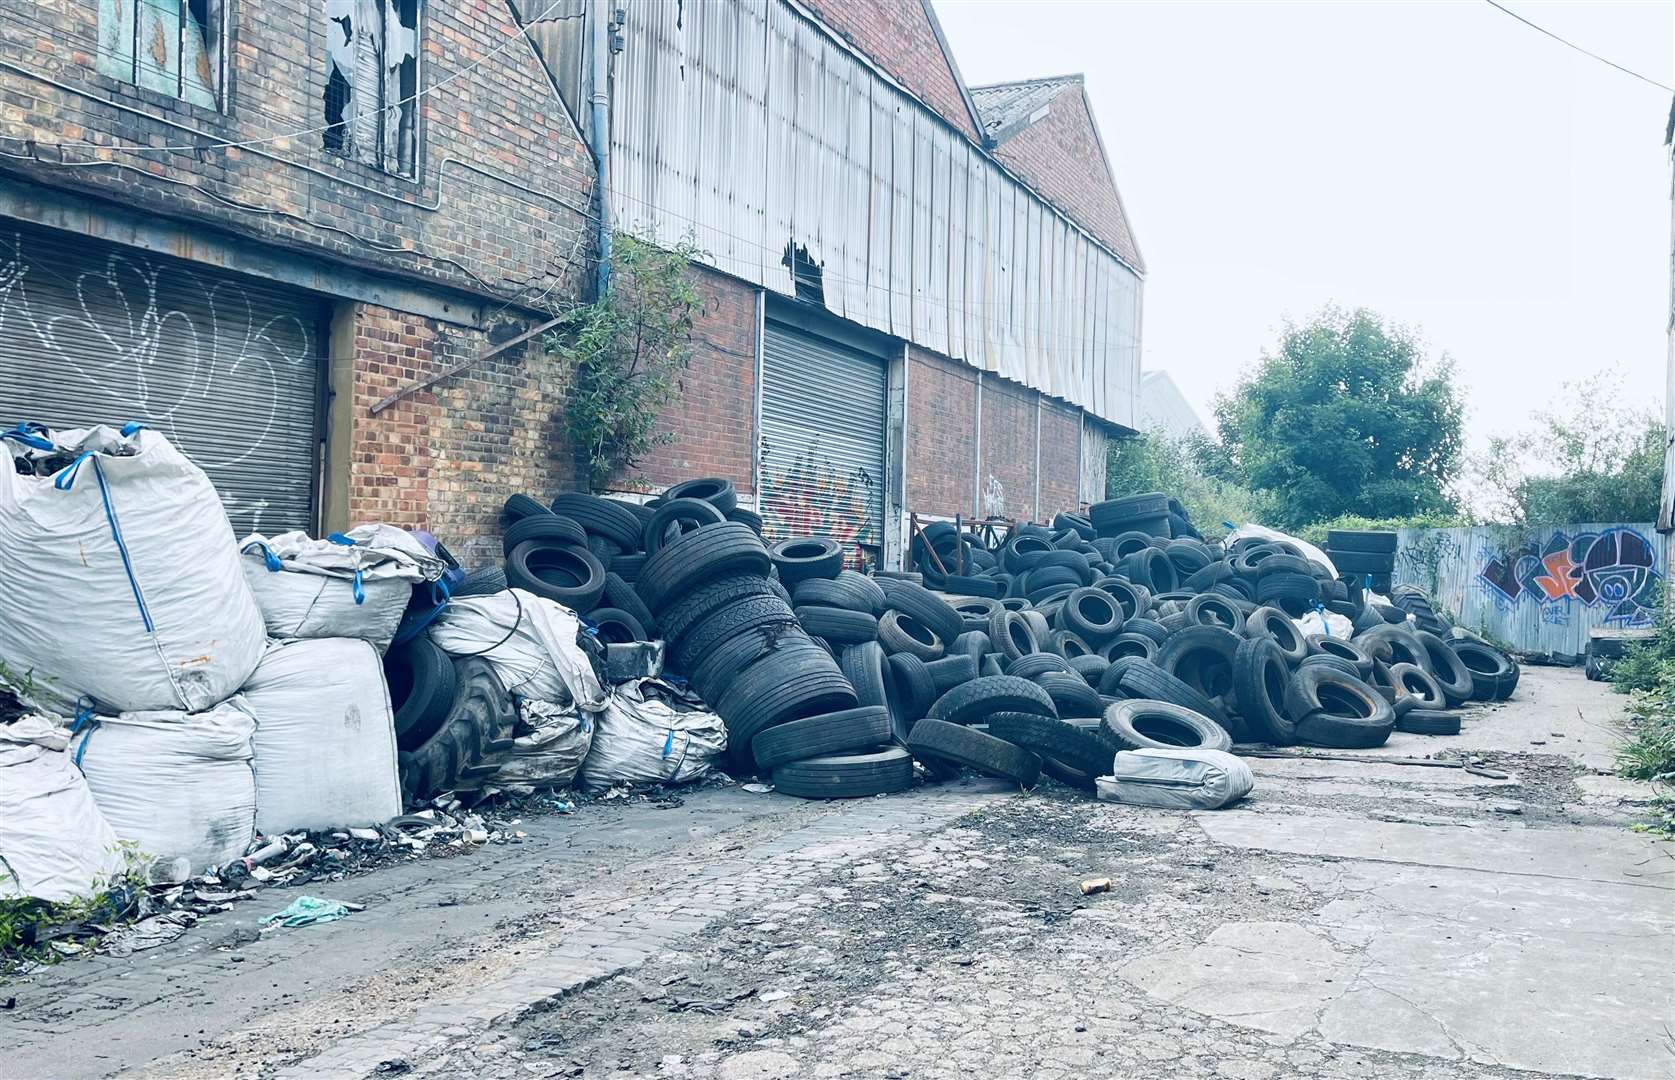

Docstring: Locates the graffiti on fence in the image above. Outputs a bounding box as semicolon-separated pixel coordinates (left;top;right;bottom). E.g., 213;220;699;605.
1477;526;1661;627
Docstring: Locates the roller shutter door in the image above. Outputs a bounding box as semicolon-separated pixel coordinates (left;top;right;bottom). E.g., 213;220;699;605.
759;319;887;558
0;221;325;536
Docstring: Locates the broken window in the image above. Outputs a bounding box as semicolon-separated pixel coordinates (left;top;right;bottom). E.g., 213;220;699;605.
323;0;420;177
96;0;225;109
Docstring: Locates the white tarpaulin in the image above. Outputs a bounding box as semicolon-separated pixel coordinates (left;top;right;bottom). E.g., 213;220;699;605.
1226;523;1338;578
0;714;128;903
72;698;257;872
575;678;727;792
239;524;442;651
1097;748;1255;810
428;590;608;709
0;425;266;713
239;638;402;834
489;698;595;792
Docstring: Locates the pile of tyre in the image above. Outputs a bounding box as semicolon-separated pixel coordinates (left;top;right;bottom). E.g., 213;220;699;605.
1322;528;1396;594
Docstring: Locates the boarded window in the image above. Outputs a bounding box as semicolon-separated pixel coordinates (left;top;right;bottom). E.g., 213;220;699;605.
323;0;420;177
96;0;224;109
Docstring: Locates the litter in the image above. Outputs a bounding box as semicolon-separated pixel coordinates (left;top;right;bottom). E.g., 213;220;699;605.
263;895;363;929
1078;878;1113;895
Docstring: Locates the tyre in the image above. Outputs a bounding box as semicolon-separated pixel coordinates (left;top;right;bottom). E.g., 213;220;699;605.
1184;594;1246;635
398;658;516;801
1008;652;1073;680
1242;605;1308;665
454;566;509;599
1156;625;1242;703
1295;709;1394;749
796;605;880;647
1165;539;1214;576
1090;492;1169;533
1397;709;1461;736
986;712;1112;784
610;552;647;583
1232;637;1295;744
876;577;964;645
1330;550;1397;575
950;630;992;661
1068;653;1109;685
1120;548;1178;593
1057;586;1125;643
715;643;857;767
1354;625;1427;669
1036;671;1104;718
770;537;845;585
642;498;727;555
503;513;589;556
1414;631;1476;707
550;493;643;550
1122;615;1169;645
1298;654;1360;679
1284;665;1393;733
688;627;792;702
878;610;946;660
1387;662;1446;709
386;636;459;750
1255;571;1319;614
988;609;1042;662
601;572;657;637
1101;699;1232;753
500;493;550;527
726;507;764;535
586;606;647;645
1326;529;1398;554
883;651;937;733
773;747;913;798
1305;635;1375;679
506;540;607;612
658;573;780;648
793;571;886;616
664;476;739;516
840;640;889;711
927;675;1057;726
1101;632;1157;662
925;654;978;695
907;719;1042;787
752;706;893;768
636;523;771;615
1046;628;1095;659
1492;659;1520;702
1450;640;1515;702
1114;658;1230;728
671;595;799;672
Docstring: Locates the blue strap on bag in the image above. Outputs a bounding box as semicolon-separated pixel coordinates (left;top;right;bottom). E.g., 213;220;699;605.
54;452;154;632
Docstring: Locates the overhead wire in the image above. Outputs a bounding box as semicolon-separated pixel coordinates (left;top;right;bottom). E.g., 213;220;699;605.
1481;0;1673;93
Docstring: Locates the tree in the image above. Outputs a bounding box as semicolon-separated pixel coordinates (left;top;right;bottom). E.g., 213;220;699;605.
1106;432;1265;538
551;232;703;491
1472;370;1665;524
1211;306;1464;530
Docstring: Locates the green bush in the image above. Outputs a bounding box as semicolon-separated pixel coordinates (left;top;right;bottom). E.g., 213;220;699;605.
1106;432;1265;539
1607;608;1675;835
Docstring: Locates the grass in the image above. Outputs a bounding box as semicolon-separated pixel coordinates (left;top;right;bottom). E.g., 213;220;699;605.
1605;608;1675;836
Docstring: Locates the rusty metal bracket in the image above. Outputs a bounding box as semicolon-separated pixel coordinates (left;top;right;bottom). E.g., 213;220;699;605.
368;314;567;415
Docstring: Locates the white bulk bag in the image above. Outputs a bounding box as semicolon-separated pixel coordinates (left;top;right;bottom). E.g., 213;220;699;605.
72;699;257;872
0;425;266;713
0;714;128;903
490;699;595;791
239;638;402;834
239;524;443;651
428;589;608;709
575;678;727;792
1096;748;1255;810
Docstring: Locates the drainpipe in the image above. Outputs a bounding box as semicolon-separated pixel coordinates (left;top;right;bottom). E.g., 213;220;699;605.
589;0;614;299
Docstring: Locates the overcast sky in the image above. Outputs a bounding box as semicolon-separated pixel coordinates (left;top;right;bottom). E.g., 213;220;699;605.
934;0;1674;448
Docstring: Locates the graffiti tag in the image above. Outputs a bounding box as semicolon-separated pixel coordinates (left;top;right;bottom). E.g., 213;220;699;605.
1478;527;1661;628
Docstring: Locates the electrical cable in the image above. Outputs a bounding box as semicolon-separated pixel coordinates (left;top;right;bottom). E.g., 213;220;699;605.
1481;0;1673;93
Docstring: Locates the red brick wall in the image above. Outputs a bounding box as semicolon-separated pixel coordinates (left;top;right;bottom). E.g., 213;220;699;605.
799;0;980;144
978;375;1037;523
1039;400;1083;516
906;347;977;518
347;303;573;568
622;267;758;499
992;88;1144;272
0;0;594;305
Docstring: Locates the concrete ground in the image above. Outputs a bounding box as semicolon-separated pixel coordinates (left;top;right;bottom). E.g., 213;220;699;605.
3;666;1671;1080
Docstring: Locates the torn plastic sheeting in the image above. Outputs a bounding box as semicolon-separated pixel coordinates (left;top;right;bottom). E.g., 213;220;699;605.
1225;522;1338;578
575;678;727;793
0;713;128;903
1096;748;1255;810
488;698;595;792
427;589;608;709
264;895;360;929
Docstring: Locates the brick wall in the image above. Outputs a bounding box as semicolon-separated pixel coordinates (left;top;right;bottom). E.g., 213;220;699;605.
991;86;1143;272
346;303;573;568
799;0;980;144
1039;399;1083;516
0;0;594;305
621;266;758;499
978;375;1036;523
906;347;977;518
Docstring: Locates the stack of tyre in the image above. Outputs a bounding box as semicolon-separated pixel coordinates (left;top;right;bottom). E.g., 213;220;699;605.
1321;529;1396;594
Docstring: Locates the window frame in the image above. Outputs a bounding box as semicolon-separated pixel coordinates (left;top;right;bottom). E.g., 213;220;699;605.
96;0;230;111
322;0;423;180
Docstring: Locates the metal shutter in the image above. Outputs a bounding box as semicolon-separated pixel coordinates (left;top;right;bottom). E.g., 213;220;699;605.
0;221;325;536
759;320;887;556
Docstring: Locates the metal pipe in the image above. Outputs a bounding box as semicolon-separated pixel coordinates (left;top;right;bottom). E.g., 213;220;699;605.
589;0;612;299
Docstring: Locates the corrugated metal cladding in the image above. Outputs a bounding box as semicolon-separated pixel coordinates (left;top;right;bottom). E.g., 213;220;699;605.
0;221;324;537
1395;523;1664;661
759;319;887;558
608;0;1142;428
